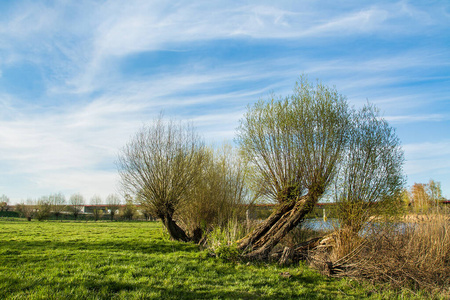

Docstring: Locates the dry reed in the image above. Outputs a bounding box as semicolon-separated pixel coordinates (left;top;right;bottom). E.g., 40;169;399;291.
310;212;450;295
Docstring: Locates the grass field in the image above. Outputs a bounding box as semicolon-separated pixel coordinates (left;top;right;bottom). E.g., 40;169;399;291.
0;220;428;299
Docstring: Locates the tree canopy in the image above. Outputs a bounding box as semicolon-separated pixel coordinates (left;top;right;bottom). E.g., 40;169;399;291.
237;76;350;204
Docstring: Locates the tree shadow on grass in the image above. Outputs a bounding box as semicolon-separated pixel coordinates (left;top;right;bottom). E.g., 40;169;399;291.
0;239;199;256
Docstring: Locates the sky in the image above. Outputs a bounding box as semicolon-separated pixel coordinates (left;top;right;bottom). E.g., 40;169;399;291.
0;0;449;204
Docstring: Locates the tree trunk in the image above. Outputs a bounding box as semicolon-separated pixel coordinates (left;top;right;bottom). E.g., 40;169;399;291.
243;186;324;260
279;247;294;266
161;214;190;242
191;227;203;244
238;200;296;251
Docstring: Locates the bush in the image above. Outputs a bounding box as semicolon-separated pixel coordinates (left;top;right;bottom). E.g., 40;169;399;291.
0;211;19;218
176;145;249;242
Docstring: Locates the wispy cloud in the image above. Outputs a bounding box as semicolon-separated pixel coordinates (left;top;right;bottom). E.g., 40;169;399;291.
385;114;447;124
403;141;450;195
0;0;449;201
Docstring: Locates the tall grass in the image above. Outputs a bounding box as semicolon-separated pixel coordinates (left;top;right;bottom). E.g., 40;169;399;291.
205;218;248;257
311;211;450;295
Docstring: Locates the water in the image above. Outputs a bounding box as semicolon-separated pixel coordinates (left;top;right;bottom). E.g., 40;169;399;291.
303;218;335;231
302;218;417;234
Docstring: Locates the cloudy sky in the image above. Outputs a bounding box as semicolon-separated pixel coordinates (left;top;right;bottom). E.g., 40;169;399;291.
0;0;449;203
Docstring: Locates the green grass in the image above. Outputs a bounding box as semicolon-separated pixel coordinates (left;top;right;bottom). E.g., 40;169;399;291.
0;220;426;299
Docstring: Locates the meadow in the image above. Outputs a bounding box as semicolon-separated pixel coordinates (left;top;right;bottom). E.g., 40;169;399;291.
0;220;432;299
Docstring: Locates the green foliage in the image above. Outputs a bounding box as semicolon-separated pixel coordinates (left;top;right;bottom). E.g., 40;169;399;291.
36;197;52;221
120;198;137;220
237;75;350;202
0;211;19;218
334;103;405;233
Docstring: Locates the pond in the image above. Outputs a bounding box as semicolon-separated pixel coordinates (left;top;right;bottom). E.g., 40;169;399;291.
303;218;335;231
302;218;417;234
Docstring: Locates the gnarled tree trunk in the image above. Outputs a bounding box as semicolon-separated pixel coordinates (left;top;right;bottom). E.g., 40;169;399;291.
240;185;325;260
160;213;190;242
239;199;296;251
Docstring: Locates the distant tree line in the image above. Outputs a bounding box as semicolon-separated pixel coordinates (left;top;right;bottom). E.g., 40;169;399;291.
4;193;146;222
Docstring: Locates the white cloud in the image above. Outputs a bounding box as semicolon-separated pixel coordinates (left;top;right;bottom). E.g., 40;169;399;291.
385;114;447;124
303;7;389;36
403;141;450;178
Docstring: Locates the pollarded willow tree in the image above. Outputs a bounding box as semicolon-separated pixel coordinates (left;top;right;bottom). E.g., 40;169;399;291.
119;116;249;242
118;116;205;242
334;104;405;233
237;76;351;258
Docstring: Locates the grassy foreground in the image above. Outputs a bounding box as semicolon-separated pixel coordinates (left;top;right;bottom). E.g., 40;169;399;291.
0;220;423;299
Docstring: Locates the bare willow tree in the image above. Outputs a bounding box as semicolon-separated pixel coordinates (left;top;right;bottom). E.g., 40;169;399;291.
69;193;85;220
237;76;351;258
118;116;206;241
49;193;66;220
106;194;121;221
91;195;104;221
334;104;405;233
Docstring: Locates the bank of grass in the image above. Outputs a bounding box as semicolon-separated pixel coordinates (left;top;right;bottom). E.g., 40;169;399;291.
0;220;428;299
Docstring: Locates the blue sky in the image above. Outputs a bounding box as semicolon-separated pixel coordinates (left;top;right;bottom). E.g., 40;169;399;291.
0;0;449;203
